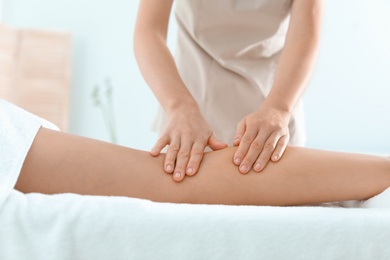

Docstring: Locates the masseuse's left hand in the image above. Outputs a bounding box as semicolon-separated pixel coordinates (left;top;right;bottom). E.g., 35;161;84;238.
233;106;291;174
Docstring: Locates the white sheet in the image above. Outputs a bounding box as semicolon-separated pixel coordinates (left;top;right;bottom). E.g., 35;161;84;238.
1;98;390;259
0;189;390;260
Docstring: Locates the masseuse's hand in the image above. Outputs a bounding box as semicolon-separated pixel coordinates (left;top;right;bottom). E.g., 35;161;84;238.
233;106;291;174
150;109;227;182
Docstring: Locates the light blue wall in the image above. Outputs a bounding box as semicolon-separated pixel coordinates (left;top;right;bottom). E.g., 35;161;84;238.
305;0;390;153
2;0;390;154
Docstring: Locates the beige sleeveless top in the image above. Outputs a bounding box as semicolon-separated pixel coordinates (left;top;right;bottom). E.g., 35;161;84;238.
153;0;306;146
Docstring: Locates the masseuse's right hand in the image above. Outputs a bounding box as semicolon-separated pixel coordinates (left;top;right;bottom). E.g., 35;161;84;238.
150;108;227;182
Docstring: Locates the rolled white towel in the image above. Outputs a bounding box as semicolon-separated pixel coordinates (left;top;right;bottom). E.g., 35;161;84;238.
361;187;390;208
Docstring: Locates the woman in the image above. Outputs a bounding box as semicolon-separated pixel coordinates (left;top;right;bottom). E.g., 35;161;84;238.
134;0;323;181
3;100;388;207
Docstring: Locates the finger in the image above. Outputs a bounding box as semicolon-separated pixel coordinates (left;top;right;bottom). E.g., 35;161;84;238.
172;139;193;182
233;128;257;168
185;141;206;176
233;119;246;146
150;134;169;156
239;132;269;174
164;138;180;174
253;132;280;172
208;132;228;151
271;134;289;162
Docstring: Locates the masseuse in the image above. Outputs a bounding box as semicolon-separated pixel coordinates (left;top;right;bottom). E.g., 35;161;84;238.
134;0;323;182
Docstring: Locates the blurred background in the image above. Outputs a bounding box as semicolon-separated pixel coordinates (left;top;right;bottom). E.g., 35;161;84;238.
1;0;389;154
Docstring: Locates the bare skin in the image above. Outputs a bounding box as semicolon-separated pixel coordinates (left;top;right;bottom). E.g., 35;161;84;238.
134;0;323;180
16;127;390;206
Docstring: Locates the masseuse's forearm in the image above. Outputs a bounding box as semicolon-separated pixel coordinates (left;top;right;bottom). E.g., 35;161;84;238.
263;0;323;113
17;128;390;206
134;0;198;114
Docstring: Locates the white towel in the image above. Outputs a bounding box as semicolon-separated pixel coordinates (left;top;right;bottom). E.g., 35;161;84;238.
0;99;37;208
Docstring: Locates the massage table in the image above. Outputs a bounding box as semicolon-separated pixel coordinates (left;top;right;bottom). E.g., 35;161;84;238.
1;99;390;260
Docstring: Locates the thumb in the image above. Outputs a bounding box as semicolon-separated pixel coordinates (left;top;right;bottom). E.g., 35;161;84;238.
208;132;228;151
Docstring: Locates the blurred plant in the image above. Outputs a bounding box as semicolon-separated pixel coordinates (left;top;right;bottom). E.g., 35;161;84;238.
91;78;118;144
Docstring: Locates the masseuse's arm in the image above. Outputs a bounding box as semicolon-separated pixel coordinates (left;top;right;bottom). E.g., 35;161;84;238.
134;0;227;182
233;0;323;174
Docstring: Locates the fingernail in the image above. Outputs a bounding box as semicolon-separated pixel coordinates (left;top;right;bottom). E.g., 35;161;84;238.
240;164;247;173
151;148;158;154
187;167;193;174
174;172;181;179
254;163;261;171
166;164;172;172
273;155;278;161
234;157;241;165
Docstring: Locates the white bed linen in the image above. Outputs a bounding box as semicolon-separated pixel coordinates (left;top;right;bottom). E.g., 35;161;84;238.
1;98;390;260
0;189;390;260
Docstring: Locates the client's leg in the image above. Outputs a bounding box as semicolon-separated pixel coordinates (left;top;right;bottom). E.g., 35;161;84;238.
16;127;390;206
